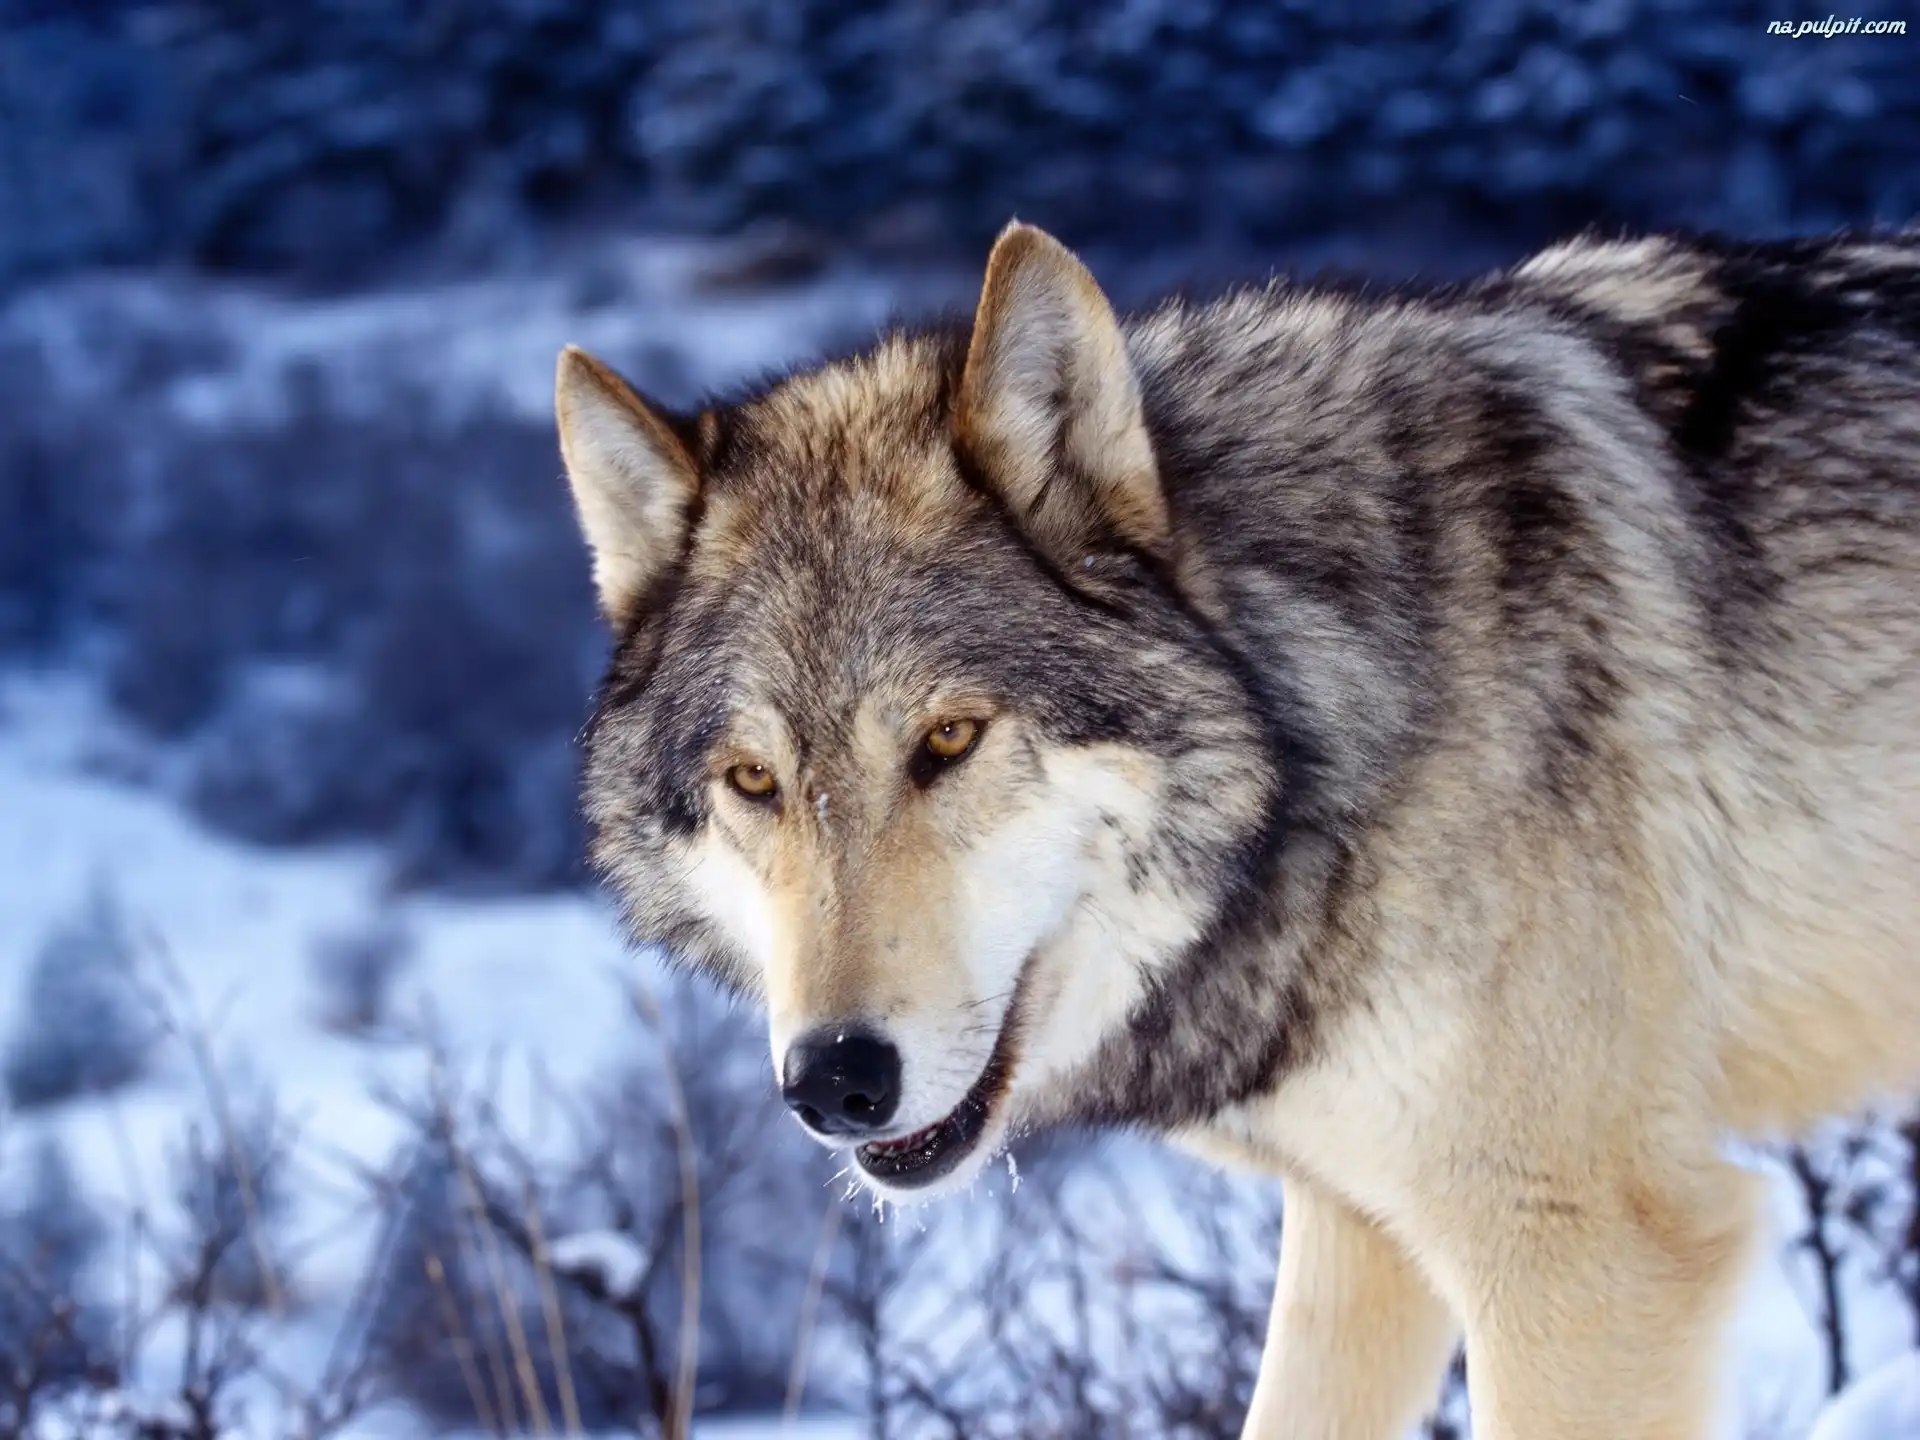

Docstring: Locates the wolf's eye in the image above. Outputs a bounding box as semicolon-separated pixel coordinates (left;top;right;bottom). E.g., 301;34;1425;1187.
727;763;778;800
923;719;981;763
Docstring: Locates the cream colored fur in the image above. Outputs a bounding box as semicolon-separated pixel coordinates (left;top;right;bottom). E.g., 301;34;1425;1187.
1182;647;1920;1438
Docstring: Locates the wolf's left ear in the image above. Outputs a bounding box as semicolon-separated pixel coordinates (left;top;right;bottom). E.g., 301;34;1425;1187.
956;222;1168;562
555;346;702;629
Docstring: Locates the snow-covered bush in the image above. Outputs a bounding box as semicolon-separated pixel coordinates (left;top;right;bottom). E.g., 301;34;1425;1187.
0;355;83;653
364;989;831;1429
0;1104;388;1437
0;337;127;656
3;880;155;1110
0;1137;111;1408
4;3;1916;288
167;1085;294;1310
310;910;416;1038
96;378;599;889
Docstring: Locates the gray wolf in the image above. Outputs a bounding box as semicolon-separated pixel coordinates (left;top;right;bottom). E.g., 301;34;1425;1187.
555;222;1920;1438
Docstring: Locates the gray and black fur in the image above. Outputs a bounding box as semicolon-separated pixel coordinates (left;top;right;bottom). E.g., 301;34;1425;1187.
578;227;1919;1136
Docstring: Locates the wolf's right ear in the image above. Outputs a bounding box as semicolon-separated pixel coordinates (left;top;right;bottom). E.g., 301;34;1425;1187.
555;346;702;629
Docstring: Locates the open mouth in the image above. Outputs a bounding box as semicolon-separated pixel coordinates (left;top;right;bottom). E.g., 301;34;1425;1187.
855;1013;1020;1189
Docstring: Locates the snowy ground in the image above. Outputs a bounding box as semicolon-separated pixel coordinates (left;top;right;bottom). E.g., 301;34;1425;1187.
0;673;874;1440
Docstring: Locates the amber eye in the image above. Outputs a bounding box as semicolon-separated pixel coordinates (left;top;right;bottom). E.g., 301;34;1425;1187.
924;719;981;762
727;763;778;800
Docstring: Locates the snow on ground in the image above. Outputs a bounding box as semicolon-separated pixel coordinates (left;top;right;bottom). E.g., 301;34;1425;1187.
1727;1155;1919;1438
0;667;653;1426
1808;1353;1920;1440
0;236;956;433
547;1229;651;1305
0;665;636;1212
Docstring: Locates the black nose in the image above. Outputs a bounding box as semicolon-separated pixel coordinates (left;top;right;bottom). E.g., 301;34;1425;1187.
781;1027;901;1136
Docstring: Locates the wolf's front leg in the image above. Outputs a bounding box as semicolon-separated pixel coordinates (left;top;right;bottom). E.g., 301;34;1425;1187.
1241;1174;1459;1440
1457;1156;1764;1440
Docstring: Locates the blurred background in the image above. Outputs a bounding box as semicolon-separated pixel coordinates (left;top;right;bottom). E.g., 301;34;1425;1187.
0;4;1916;1437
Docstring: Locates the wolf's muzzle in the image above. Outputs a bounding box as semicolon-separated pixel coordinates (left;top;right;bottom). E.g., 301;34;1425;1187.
781;1026;902;1136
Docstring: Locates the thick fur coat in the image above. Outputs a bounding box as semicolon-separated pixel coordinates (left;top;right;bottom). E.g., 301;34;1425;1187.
557;224;1920;1438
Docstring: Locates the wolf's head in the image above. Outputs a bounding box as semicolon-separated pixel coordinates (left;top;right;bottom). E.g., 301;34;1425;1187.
559;225;1278;1198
